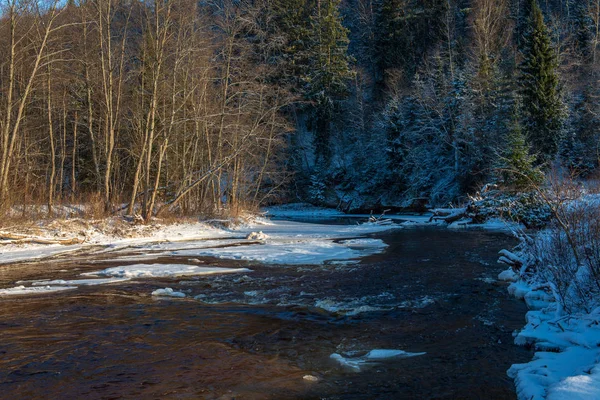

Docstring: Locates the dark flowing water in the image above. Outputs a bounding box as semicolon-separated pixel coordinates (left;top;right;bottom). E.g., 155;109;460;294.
0;226;530;399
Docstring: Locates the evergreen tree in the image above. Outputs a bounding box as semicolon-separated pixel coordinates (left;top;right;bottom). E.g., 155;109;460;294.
272;0;313;86
519;0;564;164
374;0;446;84
499;110;544;190
304;0;354;165
562;90;600;176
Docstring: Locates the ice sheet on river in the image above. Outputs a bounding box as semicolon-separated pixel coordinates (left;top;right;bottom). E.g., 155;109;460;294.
82;264;251;278
31;278;131;286
0;285;77;296
169;238;388;265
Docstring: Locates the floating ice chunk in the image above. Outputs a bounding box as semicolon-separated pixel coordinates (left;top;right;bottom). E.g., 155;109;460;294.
303;375;319;382
330;349;426;372
246;231;269;240
151;287;186;298
365;349;426;360
81;264;251;278
0;285;77;296
330;353;364;372
31;278;131;286
338;238;387;248
315;299;386;315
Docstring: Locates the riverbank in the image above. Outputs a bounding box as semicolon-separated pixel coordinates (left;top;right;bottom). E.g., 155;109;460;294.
1;202;523;266
499;265;600;399
497;195;600;400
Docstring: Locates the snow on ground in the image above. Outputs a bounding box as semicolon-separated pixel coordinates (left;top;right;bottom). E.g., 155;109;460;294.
0;221;233;265
82;264;251;279
499;269;600;400
0;216;398;265
447;217;524;232
0;244;83;265
1;204;518;267
0;285;77;296
151;287;186;298
330;349;426;372
0;216;399;296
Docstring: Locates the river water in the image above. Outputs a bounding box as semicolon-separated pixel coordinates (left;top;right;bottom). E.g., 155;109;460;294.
0;225;530;399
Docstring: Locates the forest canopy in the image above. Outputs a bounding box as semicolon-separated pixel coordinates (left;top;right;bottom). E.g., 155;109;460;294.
0;0;597;219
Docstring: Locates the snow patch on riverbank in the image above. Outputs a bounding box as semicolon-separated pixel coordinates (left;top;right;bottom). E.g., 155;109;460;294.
1;216;398;265
499;268;600;400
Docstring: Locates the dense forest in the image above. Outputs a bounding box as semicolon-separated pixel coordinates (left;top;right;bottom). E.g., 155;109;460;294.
0;0;597;219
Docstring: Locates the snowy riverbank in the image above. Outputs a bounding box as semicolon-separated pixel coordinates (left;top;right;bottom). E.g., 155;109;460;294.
499;253;600;399
0;210;402;296
1;203;523;266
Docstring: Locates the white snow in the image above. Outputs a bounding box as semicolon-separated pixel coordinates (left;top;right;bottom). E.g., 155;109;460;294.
0;218;396;265
504;273;600;400
339;238;386;248
498;268;518;282
171;238;387;265
0;285;77;296
0;221;233;265
0;245;83;265
151;287;186;298
82;264;251;279
448;217;524;232
31;278;131;286
246;231;269;240
235;218;397;240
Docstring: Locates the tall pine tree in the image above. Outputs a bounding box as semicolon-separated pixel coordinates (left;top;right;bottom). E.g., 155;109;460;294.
374;0;446;87
519;0;563;164
305;0;353;165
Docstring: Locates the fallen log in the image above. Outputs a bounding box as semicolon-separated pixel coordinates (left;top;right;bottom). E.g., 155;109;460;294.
429;208;468;224
0;232;84;246
497;249;524;271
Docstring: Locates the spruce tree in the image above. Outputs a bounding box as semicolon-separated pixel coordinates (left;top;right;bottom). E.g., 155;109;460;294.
272;0;312;86
499;113;544;190
374;0;446;84
562;90;600;176
305;0;353;165
519;0;563;164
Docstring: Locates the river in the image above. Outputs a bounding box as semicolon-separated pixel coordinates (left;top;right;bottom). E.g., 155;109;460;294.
0;224;531;399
